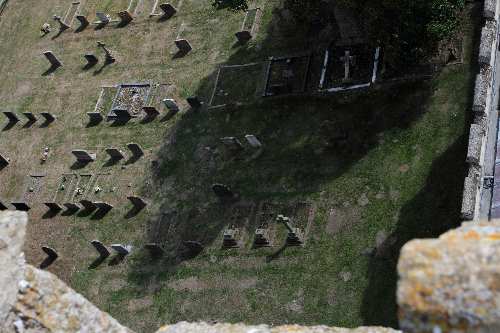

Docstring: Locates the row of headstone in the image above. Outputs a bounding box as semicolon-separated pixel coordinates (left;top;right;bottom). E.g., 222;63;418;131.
2;111;56;126
72;143;144;163
43;42;116;73
0;200;30;211
43;196;147;215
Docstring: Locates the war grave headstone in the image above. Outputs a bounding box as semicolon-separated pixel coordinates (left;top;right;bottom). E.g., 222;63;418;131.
235;7;262;44
319;44;378;90
220;202;256;249
108;83;152;119
209;62;266;108
263;54;313;96
40;246;58;269
42;51;63;69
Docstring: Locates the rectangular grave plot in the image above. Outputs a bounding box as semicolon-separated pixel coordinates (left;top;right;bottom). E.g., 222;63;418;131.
22;175;46;203
264;55;312;97
145;84;173;111
108;83;152;119
220;202;256;249
93;86;118;114
63;1;81;26
127;0;141;14
88;173;115;201
289;201;315;244
94;0;129;20
324;44;375;88
210;63;265;107
242;8;260;32
54;174;78;202
71;174;93;201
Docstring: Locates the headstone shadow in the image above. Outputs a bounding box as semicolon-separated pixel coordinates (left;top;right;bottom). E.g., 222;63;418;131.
2;122;16;131
70;160;90;170
88;256;107;269
108;253;126;266
42;64;60;76
125;206;143;219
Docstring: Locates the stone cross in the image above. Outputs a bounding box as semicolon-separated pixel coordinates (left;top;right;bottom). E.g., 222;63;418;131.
43;51;63;68
53;15;70;31
72;150;96;162
91;240;110;258
111;244;133;256
97;41;116;64
244;135;262;148
340;50;355;81
159;3;177;20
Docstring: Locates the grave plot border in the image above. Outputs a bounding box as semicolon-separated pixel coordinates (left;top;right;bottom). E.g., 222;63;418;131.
108;82;153;120
288;201;316;247
21;174;47;203
70;174;94;201
208;62;266;108
262;53;314;97
88;172;113;202
318;45;381;93
52;173;79;202
219;201;257;250
63;1;81;27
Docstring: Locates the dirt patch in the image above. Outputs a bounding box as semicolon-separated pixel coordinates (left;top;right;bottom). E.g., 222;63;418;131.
325;207;361;235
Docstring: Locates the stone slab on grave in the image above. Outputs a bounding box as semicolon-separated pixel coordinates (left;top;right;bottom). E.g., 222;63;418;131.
108;83;152;119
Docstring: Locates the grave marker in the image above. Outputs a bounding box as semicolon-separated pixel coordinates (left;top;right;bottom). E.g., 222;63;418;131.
174;38;192;54
212;183;236;200
96;12;111;25
0;200;8;210
91;240;110;258
142;106;160;119
117;10;134;25
127;143;144;158
84;54;98;67
11;202;30;211
72;150;96;162
63;202;81;213
277;214;304;246
162;98;179;112
235;30;252;43
253;227;271;247
22;112;37;123
220;137;243;151
43;51;62;68
40;112;56;124
3;111;20;123
222;227;240;248
340;50;355;81
245;134;262;148
0;153;9;167
87;112;104;124
40;246;58;269
105;148;125;160
127;196;148;210
186;96;202;109
97;41;116;64
94;201;113;213
159;3;177;20
80;199;97;211
40;23;51;35
111;244;132;256
76;15;89;31
44;202;63;212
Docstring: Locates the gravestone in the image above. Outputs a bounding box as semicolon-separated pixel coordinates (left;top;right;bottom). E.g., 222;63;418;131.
175;39;192;54
87;112;104;124
53;15;70;31
76;15;89;31
142;106;160;119
0;200;8;210
84;54;98;67
277;214;304;246
117;10;133;25
0;153;9;166
105;148;125;160
43;51;62;68
3;111;20;123
212;183;235;199
41;23;51;35
94;201;113;213
40;246;58;268
127;196;148;210
162;98;179;112
253;227;271;247
96;12;111;25
235;30;252;43
40;112;56;124
159;3;177;20
91;240;110;258
220;137;243;150
80;199;97;211
72;150;96;162
245;134;262;148
340;50;355;81
186;96;202;109
127;143;144;158
222;227;240;248
145;243;164;258
111;244;132;256
182;240;204;254
44;202;63;212
22;112;37;123
11;202;30;211
63;202;81;212
113;108;132;119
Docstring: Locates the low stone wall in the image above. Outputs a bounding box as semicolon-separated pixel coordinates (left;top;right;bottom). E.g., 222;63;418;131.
461;2;499;220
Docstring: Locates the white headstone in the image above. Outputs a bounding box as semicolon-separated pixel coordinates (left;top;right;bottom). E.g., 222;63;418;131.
245;134;262;148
